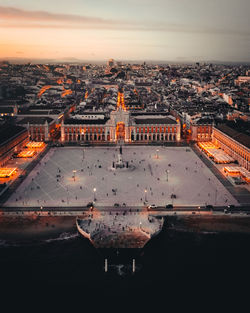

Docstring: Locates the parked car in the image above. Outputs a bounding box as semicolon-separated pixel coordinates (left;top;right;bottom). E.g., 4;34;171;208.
114;203;120;207
166;204;173;209
205;204;214;210
147;204;157;209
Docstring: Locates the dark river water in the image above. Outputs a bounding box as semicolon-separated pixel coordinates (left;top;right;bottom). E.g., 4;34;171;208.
0;221;250;309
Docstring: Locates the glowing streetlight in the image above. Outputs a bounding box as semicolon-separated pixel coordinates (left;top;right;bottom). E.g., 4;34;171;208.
144;189;148;202
156;149;159;159
93;187;96;201
139;222;142;229
73;170;76;181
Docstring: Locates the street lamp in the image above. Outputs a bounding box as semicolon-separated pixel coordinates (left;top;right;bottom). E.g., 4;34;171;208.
156;149;159;159
93;187;96;201
139;222;142;229
73;170;76;181
144;189;148;202
166;169;169;182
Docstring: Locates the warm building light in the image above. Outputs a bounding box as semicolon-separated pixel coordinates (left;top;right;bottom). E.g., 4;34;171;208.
26;141;44;148
117;91;126;111
116;122;125;140
38;85;52;98
224;166;250;182
0;168;17;178
43;65;49;72
199;142;234;163
61;88;72;98
17;150;35;158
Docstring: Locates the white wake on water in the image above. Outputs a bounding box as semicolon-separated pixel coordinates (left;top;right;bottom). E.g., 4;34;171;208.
44;232;79;243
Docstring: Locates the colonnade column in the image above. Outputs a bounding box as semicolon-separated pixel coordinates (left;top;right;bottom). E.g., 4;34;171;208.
61;121;65;142
125;126;129;142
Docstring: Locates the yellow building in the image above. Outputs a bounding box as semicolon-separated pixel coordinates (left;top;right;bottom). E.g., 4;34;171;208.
61;90;181;144
212;125;250;171
0;125;28;167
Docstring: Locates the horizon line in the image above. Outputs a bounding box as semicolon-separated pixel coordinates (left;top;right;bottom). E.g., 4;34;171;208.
1;57;250;65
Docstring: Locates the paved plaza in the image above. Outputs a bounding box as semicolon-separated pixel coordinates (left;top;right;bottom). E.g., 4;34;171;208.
5;146;238;207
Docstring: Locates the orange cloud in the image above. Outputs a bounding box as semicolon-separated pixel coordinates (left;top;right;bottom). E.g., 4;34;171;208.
0;6;129;28
0;6;249;37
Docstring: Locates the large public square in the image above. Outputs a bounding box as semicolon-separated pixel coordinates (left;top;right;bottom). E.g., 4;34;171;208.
4;146;238;207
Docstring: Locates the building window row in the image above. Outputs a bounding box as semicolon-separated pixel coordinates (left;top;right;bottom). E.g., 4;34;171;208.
135;126;177;133
132;133;176;141
66;127;104;133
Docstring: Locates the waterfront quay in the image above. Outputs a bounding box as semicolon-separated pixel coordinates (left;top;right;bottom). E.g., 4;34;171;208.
1;204;250;216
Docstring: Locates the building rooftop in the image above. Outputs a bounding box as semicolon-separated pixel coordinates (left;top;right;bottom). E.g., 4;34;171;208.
131;112;170;117
17;117;54;125
0;107;14;114
135;116;177;125
64;117;110;125
215;124;250;149
19;110;51;115
0;99;18;106
18;108;63;115
0;124;27;146
193;118;214;125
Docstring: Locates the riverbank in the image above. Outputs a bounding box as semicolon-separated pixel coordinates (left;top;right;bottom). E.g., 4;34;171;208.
170;214;250;233
0;215;86;241
1;213;250;243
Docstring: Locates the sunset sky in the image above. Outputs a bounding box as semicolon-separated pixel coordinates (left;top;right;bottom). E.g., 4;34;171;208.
0;0;249;62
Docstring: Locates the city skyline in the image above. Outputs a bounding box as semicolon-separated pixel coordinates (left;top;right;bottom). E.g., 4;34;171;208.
0;0;249;63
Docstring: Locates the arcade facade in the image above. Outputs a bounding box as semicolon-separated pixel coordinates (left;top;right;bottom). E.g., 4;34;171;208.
61;94;181;144
212;126;250;171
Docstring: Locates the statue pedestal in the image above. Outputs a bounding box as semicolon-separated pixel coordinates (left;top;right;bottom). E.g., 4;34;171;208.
114;153;125;169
